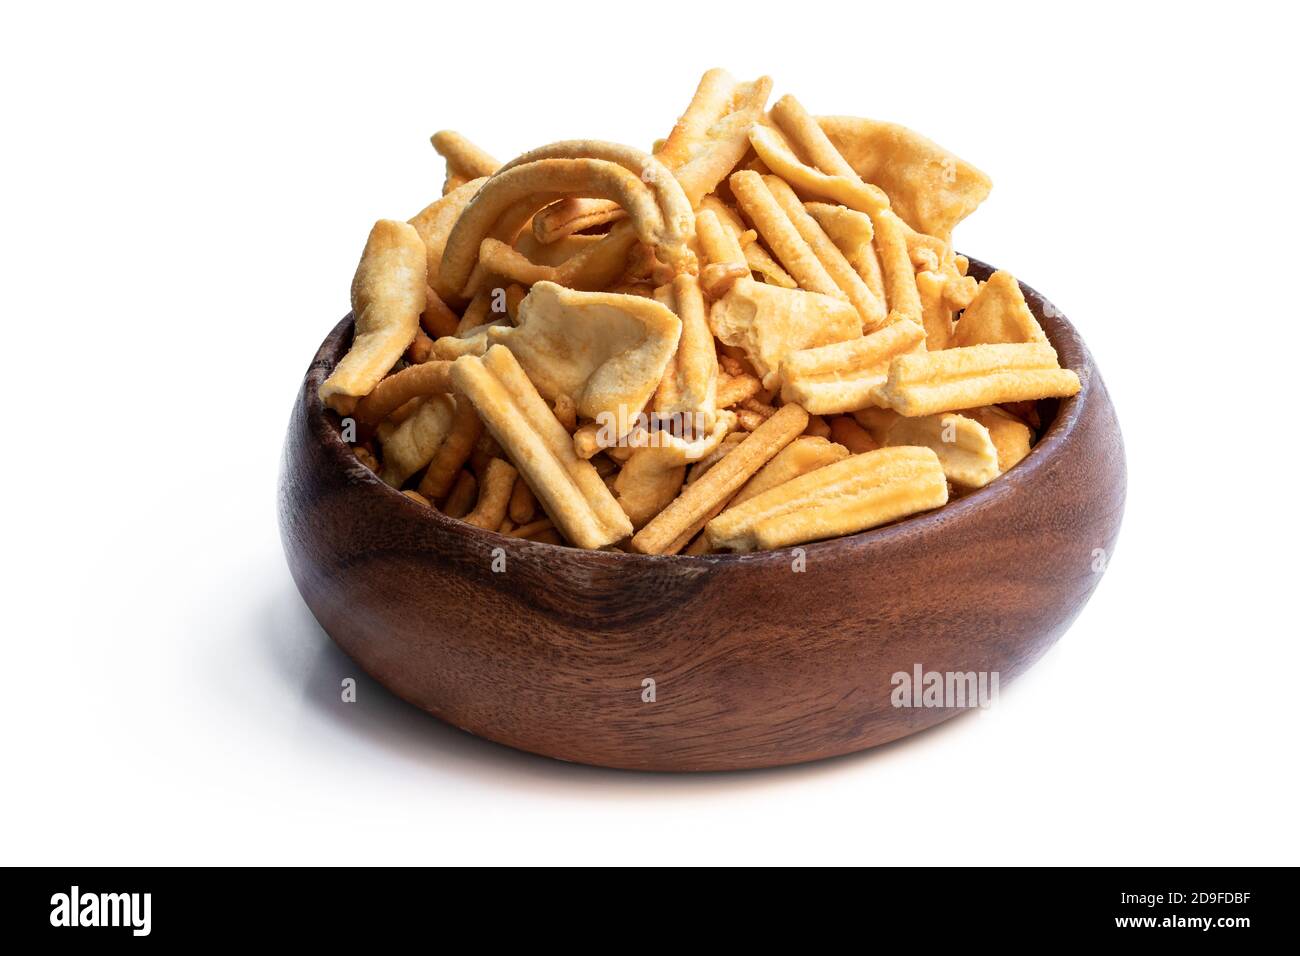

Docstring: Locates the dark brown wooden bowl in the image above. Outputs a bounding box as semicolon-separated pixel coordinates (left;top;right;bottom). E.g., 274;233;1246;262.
279;259;1125;771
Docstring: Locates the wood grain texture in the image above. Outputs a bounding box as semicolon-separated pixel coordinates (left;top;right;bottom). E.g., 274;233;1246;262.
278;259;1126;771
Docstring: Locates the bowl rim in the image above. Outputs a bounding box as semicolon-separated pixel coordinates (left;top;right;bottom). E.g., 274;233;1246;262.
300;257;1094;566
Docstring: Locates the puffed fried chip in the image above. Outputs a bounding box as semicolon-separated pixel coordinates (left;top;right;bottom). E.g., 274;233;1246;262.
779;318;926;414
705;446;948;552
817;116;992;241
961;405;1033;473
709;278;860;389
320;219;426;414
950;270;1049;348
377;394;456;488
630;403;808;554
884;412;1000;488
451;345;633;548
872;343;1081;417
488;281;681;424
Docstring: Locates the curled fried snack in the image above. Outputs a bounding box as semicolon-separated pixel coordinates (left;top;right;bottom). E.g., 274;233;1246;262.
452;345;633;548
709;279;860;388
630;403;808;554
463;457;518;530
431;130;500;186
353;360;455;427
818;116;992;241
378;394;456;487
706;446;948;552
489;281;681;424
950;270;1049;348
872;343;1081;417
884;412;1000;488
779;318;926;414
320;220;427;414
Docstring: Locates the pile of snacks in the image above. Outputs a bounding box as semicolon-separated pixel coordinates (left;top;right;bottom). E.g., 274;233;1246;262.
319;69;1080;554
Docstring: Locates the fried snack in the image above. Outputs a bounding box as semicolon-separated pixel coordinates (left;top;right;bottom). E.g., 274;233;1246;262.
871;208;923;325
729;171;841;298
615;452;687;529
709;279;859;388
762;176;887;330
377;394;456;487
950;270;1049;348
417;397;482;500
872;343;1081;417
715;369;762;407
421;286;460;339
817;116;992;241
705;446;948;552
488;281;681;424
319;220;426;414
805;202;885;304
552;393;578;432
463;457;518;530
827;415;879;454
442;469;478;518
353;360;455;427
916;269;955;351
699;196;797;288
729;436;850;507
431;130;500;187
779;317;926;414
883;412;1000;488
748;123;889;216
437;140;696;302
478;220;640;292
508;475;537;524
851;406;900;445
630;403;808;554
403;489;431;506
653;274;718;428
452;345;633;548
404;328;435;364
353;444;379;472
803;415;831;438
695;208;745;269
962;405;1033;473
409;177;487;288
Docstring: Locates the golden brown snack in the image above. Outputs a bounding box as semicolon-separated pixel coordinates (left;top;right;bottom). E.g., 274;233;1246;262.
884;412;1000;488
730;171;841;298
827;415;879;454
417;398;483;500
950;270;1049;348
431;130;500;186
409;177;487;288
320;220;427;414
353;361;455;427
488;281;681;425
652;274;718;429
872;343;1081;417
442;469;478;518
748;123;889;216
729;436;850;507
463;457;518;530
699;196;797;288
451;345;633;548
630;403;808;554
377;394;455;488
961;405;1033;473
871;208;923;326
508;475;537;524
779;318;926;414
705;446;948;552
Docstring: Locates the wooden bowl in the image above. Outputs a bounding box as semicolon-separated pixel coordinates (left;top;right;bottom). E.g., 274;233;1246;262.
279;259;1125;771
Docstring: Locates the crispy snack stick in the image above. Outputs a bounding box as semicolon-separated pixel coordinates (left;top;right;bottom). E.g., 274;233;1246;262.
950;270;1049;348
630;403;808;554
431;130;500;185
699;196;797;288
705;446;948;552
748;122;889;216
884;412;1000;488
715;369;762;408
652;274;718;428
729;436;850;507
872;343;1081;417
421;286;460;339
508;517;554;539
442;469;477;518
851;406;900;445
871;208;923;325
729;171;841;298
463;457;518;530
780;318;926;414
805;202;886;306
508;475;537;524
354;360;455;427
961;405;1033;473
378;395;456;487
828;415;879;454
320;220;427;414
417;397;482;499
452;345;633;548
762;176;887;331
916;270;955;350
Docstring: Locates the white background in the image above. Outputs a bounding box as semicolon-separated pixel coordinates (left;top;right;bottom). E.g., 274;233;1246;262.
3;1;1297;865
